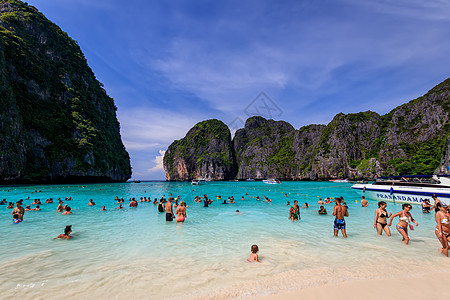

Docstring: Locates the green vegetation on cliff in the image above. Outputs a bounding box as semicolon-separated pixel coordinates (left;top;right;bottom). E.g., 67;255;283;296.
0;1;131;182
163;119;235;181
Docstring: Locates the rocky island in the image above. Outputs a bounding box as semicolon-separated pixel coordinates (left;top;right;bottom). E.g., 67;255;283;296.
0;1;131;183
164;78;449;181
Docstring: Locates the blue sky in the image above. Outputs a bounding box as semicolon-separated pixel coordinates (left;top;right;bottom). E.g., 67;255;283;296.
26;0;450;180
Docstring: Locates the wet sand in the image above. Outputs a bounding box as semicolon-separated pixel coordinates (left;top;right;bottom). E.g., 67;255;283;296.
257;271;447;300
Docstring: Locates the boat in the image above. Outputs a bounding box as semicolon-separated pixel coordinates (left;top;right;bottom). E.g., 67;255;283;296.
330;179;348;183
351;175;450;205
191;179;207;185
263;178;281;184
132;180;141;183
246;178;255;182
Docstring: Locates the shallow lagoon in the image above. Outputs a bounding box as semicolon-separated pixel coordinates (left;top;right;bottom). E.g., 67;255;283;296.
0;181;448;299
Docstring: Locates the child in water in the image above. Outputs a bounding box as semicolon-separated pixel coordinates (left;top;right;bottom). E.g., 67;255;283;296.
13;214;22;224
248;244;260;262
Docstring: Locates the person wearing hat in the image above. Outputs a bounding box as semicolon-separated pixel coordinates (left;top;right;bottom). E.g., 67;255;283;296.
55;225;72;239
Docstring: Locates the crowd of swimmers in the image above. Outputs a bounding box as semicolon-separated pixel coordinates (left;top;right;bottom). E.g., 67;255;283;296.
3;190;450;258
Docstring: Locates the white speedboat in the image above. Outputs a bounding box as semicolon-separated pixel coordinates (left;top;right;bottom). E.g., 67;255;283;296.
263;179;281;184
330;179;348;183
191;179;207;185
351;175;450;205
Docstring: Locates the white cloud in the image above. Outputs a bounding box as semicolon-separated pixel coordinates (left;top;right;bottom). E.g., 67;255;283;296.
118;106;202;151
148;150;165;172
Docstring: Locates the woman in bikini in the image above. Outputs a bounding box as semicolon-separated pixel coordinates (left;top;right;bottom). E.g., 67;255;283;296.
175;201;186;222
434;202;450;257
289;200;300;221
374;201;392;236
388;203;418;245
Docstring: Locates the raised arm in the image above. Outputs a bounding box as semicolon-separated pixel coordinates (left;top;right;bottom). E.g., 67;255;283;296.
388;211;401;226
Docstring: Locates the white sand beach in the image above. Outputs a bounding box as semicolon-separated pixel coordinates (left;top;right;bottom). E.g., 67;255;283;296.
258;271;447;300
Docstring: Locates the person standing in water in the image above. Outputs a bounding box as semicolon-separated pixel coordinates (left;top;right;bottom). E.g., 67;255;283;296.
361;196;369;207
289;200;300;221
165;197;174;222
12;202;25;221
435;203;450;257
57;200;64;212
374;201;392;236
389;203;418;245
175;201;187;222
333;197;349;237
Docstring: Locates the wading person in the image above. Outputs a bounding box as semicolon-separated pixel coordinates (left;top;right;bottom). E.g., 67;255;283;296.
333;197;349;237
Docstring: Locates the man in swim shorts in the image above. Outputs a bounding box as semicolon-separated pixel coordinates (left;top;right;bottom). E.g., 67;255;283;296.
165;197;174;222
333;197;349;237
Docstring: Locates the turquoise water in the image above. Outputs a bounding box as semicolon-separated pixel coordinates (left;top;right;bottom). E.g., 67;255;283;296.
1;181;449;299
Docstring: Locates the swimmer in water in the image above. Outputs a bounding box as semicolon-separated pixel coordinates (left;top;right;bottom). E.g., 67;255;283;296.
88;199;95;206
55;225;72;240
175;201;186;222
116;204;124;209
248;244;260;262
318;206;327;215
129;198;138;207
101;206;106;211
361;196;369;207
62;207;72;215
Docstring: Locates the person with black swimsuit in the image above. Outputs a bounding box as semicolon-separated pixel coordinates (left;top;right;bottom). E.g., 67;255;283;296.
374;201;392;236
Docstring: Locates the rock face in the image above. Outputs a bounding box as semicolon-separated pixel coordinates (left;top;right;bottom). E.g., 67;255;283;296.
310;111;383;179
164;78;449;181
233;116;296;180
163;119;235;181
0;1;131;183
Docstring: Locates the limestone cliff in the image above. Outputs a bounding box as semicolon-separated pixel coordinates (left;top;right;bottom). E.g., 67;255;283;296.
164;78;449;181
163;119;235;181
0;1;131;183
233;116;296;180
